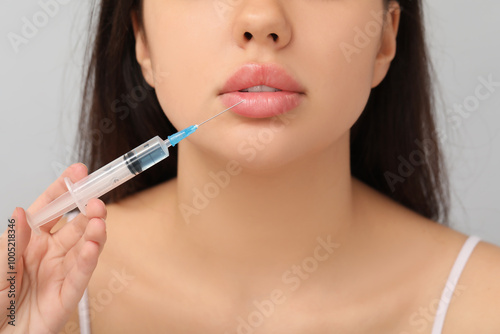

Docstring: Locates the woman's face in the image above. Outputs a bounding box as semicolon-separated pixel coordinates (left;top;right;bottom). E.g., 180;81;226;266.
134;0;399;171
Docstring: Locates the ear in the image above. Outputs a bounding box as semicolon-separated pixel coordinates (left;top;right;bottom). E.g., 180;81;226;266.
131;10;155;88
371;2;401;88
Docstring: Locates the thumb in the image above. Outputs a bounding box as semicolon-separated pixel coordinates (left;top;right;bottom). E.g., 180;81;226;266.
0;208;31;315
5;208;32;268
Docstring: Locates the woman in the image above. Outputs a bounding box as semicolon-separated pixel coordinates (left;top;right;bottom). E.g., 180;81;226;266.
2;0;500;333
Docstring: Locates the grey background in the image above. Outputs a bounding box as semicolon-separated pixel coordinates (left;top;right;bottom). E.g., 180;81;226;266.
1;1;499;245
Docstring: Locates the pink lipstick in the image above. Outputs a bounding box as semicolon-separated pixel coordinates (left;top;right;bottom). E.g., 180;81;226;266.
219;63;305;118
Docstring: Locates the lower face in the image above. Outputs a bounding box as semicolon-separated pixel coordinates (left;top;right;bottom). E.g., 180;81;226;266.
140;0;387;171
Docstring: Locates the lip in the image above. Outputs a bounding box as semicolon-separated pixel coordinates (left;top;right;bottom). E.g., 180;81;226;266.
219;63;305;118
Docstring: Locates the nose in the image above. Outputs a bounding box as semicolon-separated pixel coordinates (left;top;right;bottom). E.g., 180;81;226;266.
232;1;292;50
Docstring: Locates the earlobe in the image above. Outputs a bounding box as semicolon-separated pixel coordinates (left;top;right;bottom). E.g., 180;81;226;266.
371;2;401;88
131;11;155;88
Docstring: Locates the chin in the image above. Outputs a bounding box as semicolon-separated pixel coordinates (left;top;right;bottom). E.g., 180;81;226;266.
206;137;316;176
234;154;299;175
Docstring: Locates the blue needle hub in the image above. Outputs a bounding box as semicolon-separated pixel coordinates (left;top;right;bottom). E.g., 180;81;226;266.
167;125;199;147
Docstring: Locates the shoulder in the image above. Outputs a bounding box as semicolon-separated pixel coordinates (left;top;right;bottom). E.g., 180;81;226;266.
354;179;500;330
441;237;500;332
392;215;500;331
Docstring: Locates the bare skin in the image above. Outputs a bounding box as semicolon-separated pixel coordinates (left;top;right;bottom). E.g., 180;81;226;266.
5;0;493;333
60;176;500;334
59;1;500;332
0;164;107;334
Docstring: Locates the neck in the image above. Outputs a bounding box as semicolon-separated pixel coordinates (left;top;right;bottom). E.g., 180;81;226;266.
169;133;355;274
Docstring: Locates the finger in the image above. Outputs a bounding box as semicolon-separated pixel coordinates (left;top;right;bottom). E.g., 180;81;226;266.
1;208;31;277
10;208;32;265
27;163;88;234
82;198;107;221
60;218;106;311
84;217;107;256
52;198;107;255
0;208;31;314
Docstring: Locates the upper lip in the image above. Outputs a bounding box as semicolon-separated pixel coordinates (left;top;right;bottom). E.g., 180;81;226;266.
219;63;305;94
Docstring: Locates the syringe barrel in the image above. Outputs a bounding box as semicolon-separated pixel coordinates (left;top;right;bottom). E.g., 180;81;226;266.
26;136;170;233
67;136;170;214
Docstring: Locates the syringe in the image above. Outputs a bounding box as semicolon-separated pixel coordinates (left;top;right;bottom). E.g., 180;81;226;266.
25;100;245;235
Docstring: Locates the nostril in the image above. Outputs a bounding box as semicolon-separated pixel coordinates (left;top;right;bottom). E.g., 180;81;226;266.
244;32;252;40
270;33;278;42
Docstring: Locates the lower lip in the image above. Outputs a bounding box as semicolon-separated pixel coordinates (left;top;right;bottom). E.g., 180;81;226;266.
219;92;304;118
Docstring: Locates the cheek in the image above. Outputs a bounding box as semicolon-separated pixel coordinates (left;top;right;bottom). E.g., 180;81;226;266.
291;10;381;150
143;2;224;128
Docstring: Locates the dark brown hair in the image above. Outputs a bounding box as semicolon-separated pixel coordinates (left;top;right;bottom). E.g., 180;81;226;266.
76;0;449;224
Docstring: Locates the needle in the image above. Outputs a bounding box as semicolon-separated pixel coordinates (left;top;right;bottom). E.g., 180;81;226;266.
167;100;246;147
198;100;245;127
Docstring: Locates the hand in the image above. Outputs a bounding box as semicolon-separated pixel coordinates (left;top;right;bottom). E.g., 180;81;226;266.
0;163;107;334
